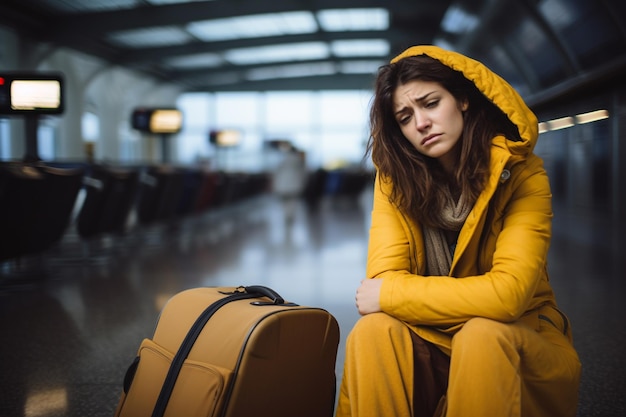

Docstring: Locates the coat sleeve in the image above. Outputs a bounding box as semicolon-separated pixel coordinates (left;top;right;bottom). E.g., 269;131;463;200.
373;158;553;326
366;173;423;280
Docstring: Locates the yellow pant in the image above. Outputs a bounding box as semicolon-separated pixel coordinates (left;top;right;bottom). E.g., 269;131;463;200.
336;312;581;417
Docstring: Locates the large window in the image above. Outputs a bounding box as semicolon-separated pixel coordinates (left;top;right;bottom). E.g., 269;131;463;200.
176;90;371;171
37;123;55;160
0;119;9;159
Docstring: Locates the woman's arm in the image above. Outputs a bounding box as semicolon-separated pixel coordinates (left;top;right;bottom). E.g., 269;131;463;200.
366;172;424;279
369;158;553;326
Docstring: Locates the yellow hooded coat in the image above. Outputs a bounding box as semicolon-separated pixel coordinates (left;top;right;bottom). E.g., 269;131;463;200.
370;45;565;350
337;46;581;417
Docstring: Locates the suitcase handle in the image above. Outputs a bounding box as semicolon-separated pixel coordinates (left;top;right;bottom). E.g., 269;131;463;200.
245;285;284;304
220;285;298;306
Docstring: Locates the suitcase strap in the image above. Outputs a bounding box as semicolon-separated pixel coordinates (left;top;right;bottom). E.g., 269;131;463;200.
151;286;288;417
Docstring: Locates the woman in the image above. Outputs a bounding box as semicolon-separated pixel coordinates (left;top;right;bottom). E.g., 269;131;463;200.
336;45;581;417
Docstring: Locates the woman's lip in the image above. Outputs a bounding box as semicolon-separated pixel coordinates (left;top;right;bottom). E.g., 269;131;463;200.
421;133;441;145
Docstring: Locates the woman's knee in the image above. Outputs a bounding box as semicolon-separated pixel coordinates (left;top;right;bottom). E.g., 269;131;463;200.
347;312;408;345
452;317;514;350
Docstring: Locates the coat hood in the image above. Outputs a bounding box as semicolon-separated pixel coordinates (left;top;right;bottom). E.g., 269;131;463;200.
391;45;538;156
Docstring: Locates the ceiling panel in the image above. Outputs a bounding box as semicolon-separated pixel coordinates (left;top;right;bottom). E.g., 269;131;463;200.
0;0;625;96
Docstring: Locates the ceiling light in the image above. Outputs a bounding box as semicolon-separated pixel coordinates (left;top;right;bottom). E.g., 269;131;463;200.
339;60;386;74
225;42;330;65
575;109;609;124
166;53;223;69
49;0;137;12
548;116;575;131
246;63;336;81
539;109;609;134
188;11;318;41
331;39;389;57
538;0;576;30
433;37;456;51
317;8;389;31
107;27;192;47
441;5;479;34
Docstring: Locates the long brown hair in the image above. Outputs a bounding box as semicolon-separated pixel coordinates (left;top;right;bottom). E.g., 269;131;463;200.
366;55;520;228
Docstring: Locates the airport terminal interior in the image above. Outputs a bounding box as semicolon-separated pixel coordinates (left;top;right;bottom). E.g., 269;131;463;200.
1;1;626;416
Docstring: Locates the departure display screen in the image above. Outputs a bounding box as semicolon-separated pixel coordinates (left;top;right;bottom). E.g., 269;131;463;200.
131;108;183;134
0;73;64;115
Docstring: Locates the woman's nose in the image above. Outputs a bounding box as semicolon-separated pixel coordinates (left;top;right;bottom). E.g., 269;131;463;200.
414;111;431;130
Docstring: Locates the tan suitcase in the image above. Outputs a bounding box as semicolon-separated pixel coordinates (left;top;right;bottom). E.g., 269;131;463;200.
114;285;340;417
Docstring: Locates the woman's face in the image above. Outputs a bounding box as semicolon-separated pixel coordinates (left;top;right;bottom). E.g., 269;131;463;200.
392;79;467;173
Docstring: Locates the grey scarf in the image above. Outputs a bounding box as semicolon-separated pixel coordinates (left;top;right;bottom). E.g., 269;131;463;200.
422;190;472;276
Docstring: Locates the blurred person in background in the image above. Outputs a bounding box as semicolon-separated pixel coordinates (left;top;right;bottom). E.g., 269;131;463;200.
272;144;307;224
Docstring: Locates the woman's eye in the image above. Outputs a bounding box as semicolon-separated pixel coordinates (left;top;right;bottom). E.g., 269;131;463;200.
398;115;411;125
425;100;439;108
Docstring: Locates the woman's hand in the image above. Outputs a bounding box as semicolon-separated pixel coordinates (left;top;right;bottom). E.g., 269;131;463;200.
356;278;383;315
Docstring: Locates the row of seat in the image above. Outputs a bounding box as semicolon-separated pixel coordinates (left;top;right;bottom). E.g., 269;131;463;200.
0;163;84;262
0;161;269;263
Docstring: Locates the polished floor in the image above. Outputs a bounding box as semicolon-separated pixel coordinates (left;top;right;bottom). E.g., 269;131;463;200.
0;190;624;417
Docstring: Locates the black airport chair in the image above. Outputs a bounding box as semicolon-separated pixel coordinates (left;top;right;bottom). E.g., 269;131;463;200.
77;164;139;239
0;162;84;261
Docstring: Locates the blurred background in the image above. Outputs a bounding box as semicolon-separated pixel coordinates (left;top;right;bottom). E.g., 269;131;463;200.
0;1;625;416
